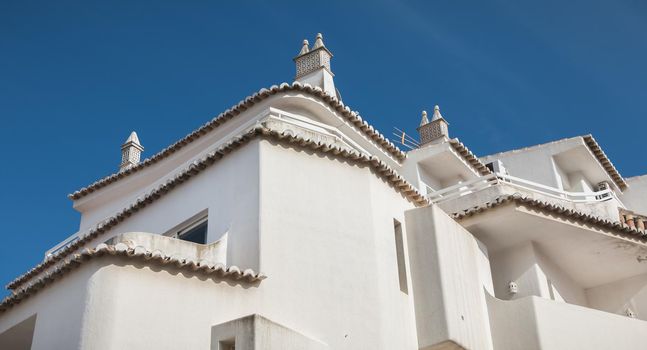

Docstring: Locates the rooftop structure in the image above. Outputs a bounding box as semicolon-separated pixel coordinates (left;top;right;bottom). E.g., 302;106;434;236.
1;35;646;350
119;131;143;171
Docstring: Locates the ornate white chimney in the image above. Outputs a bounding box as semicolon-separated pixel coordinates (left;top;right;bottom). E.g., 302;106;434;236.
120;131;144;171
293;33;337;97
417;105;449;146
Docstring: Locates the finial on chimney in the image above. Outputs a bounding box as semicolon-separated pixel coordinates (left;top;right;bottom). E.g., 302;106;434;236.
298;39;310;56
120;131;144;171
293;33;336;97
431;105;443;121
417;105;450;146
420;110;429;127
313;33;325;49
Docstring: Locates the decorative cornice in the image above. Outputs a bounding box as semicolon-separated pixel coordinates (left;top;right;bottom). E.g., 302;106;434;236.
448;139;492;176
69;82;406;200
451;194;647;240
583;135;627;191
0;242;266;313
8;127;426;291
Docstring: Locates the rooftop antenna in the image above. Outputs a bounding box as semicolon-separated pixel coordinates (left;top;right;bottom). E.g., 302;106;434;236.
392;127;420;150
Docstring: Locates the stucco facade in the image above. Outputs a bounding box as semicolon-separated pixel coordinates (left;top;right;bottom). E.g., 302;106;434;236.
2;34;647;349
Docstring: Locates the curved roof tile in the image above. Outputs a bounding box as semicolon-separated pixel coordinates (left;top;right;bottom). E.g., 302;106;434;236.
583;135;627;190
69;82;406;200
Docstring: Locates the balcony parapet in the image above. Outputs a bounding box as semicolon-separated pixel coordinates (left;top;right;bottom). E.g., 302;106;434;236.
487;294;647;350
1;232;265;314
429;173;624;223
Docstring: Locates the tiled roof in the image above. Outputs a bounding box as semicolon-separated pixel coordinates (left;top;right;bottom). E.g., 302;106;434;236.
451;194;647;240
448;139;492;176
69;82;406;200
582;135;628;190
0;242;266;313
619;208;647;232
8;127;427;291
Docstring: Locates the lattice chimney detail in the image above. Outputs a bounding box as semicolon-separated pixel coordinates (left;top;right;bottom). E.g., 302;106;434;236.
120;131;144;172
418;105;449;146
294;33;333;79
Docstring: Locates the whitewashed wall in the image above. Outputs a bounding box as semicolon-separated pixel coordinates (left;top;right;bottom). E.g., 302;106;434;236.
405;205;494;350
257;139;419;349
482;145;564;189
85;139;261;271
622;175;647;214
0;261;98;350
487;294;647;350
587;272;647;320
489;242;588;307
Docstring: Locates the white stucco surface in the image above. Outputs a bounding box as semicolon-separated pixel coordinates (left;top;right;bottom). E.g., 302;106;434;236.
490;242;588;306
622;175;647;215
586;272;647;320
405;205;494;350
84;139;261;271
487;294;647;350
0;261;96;350
257;139;418;349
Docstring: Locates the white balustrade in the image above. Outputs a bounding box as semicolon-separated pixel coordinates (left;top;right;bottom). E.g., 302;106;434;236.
425;173;619;205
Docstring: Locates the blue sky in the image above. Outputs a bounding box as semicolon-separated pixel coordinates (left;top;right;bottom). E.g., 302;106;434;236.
1;0;646;296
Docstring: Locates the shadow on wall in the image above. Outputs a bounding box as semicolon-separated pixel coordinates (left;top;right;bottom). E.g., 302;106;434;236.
0;314;36;350
489;241;588;307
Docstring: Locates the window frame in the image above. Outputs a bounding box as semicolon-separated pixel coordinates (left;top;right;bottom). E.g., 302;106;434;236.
164;210;209;244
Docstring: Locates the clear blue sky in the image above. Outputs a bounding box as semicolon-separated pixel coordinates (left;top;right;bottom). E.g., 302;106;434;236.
1;0;646;296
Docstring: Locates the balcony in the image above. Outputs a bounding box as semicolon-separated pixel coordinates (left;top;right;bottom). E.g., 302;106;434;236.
487;294;647;350
425;173;625;223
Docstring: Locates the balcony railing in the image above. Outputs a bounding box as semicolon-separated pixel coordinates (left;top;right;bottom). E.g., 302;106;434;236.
425;173;617;205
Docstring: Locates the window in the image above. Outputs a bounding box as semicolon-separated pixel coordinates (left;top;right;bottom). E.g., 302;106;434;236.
219;339;235;350
393;219;408;294
171;215;208;244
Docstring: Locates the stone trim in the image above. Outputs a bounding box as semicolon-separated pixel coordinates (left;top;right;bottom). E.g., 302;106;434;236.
583;135;628;191
448;139;492;176
451;194;647;240
69;82;406;200
0;242;266;313
8;127;427;291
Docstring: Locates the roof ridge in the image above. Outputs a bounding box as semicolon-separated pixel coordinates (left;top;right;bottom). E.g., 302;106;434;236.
9;126;427;291
69;82;406;200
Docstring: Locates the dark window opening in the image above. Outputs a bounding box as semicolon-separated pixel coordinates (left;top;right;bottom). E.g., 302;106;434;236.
219;339;235;350
177;219;208;244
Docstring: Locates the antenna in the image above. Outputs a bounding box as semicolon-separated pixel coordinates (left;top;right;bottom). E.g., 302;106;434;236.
392;127;420;150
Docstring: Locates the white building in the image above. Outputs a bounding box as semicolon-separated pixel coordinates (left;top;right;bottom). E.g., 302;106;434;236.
1;34;647;350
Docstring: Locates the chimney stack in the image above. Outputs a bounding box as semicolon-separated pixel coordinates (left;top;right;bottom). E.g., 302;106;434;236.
293;33;337;97
120;131;144;171
417;105;449;146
